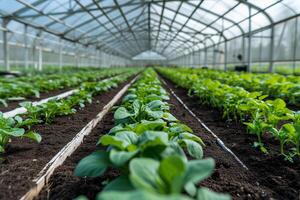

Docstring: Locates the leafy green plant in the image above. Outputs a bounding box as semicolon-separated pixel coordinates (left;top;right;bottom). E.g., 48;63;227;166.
74;69;228;200
157;67;299;159
96;156;230;200
0;113;41;153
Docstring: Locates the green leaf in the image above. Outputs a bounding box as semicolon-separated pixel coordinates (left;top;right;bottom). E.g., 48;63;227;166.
169;124;193;134
24;131;42;143
0;145;5;153
162;112;178;122
0;128;25;137
109;149;139;167
122;94;137;102
99;135;124;150
129;158;166;193
139;131;169;155
114;107;132;120
179;132;205;146
103;176;134;191
184;182;197;197
134;120;166;134
197;187;231;200
161;142;187;160
158;155;186;193
118;130;138;142
282;123;295;133
73;195;89;200
146;108;164;119
14;116;23;124
97;190;192;200
273;99;286;110
147;100;165;110
258;95;268;100
0;99;7;107
184;158;215;185
108;124;124;135
100;131;138;150
132;100;141;115
74;151;109;177
181;139;203;159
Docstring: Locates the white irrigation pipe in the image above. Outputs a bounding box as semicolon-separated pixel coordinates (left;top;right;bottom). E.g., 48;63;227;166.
19;76;138;200
160;78;249;170
3;89;78;118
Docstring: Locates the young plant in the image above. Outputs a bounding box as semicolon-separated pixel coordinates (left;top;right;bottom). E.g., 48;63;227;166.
74;69;228;200
0;113;41;153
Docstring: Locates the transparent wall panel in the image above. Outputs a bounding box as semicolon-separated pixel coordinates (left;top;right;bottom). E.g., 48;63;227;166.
273;19;296;61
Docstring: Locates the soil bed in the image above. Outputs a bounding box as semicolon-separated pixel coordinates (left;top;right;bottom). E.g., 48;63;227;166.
37;108;118;200
0;87;72;113
0;78;133;200
36;78;275;200
160;75;300;200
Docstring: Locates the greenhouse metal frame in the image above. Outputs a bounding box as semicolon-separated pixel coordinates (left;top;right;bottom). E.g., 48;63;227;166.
0;0;300;73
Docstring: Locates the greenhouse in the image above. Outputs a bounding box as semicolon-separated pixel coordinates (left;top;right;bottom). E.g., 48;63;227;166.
0;1;299;200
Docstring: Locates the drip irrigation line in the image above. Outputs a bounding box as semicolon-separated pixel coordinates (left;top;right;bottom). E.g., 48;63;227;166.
160;77;249;170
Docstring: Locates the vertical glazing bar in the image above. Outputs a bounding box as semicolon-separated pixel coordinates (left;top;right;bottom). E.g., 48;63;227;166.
24;25;29;70
269;26;275;73
242;36;246;66
75;43;79;67
212;45;216;69
224;40;228;71
38;34;43;71
199;50;201;67
204;47;208;67
293;17;298;74
59;38;63;71
2;19;9;71
247;6;252;72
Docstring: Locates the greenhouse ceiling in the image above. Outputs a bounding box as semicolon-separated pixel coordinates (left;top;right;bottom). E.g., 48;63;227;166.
0;0;299;60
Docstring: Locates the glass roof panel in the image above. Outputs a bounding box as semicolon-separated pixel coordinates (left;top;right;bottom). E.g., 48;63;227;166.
265;1;298;21
0;0;24;13
201;0;238;16
0;0;299;59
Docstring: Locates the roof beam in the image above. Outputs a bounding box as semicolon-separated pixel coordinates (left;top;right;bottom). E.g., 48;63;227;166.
92;0;142;55
113;0;144;52
74;0;133;58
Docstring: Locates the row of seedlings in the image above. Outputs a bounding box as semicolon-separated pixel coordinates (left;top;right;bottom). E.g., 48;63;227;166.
74;68;231;200
0;70;139;157
170;68;300;105
157;67;300;161
0;67;133;107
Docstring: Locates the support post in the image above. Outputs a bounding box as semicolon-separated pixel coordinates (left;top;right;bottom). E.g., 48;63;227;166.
38;33;43;71
2;19;9;71
247;6;252;72
293;17;298;75
75;43;79;67
199;50;201;67
224;40;228;71
204;48;208;67
24;25;29;70
212;45;216;69
242;36;246;66
269;26;275;73
59;38;63;71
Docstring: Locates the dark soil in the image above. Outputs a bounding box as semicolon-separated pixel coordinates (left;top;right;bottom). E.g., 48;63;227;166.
160;75;300;200
0;87;72;112
36;78;276;200
0;78;132;200
288;104;300;112
37;108;119;200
